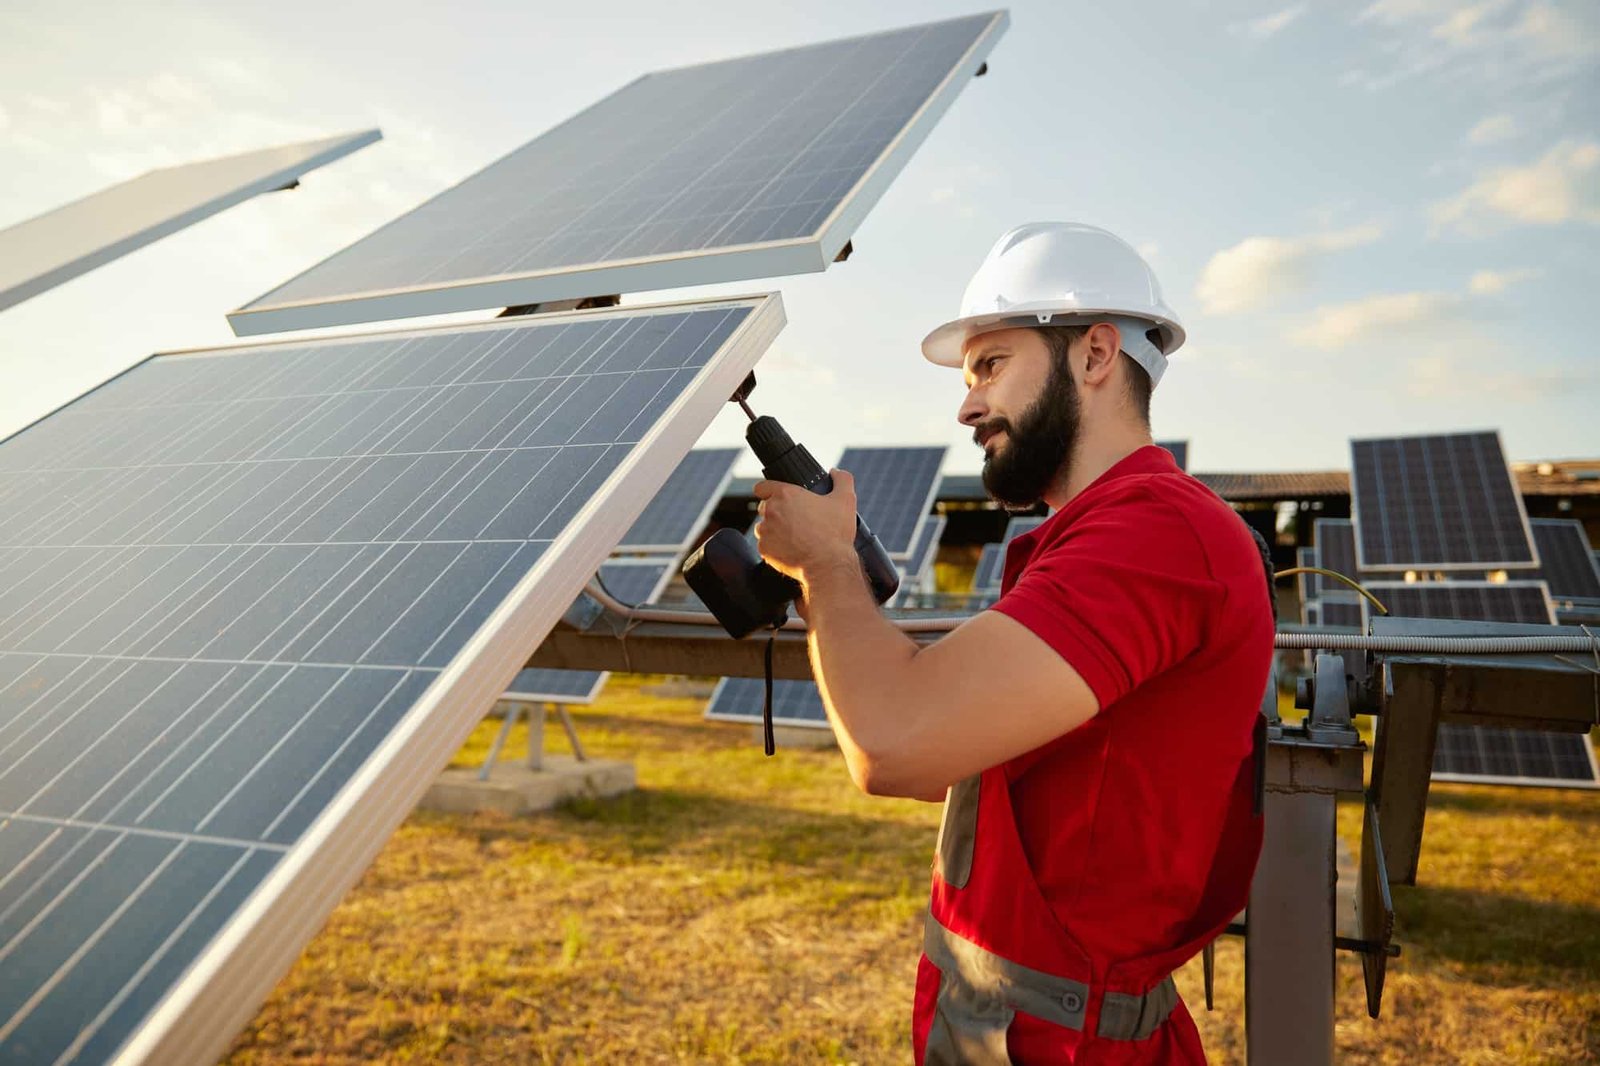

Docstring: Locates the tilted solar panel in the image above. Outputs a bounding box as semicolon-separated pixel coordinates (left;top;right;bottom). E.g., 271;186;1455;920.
228;13;1008;336
1360;579;1596;788
1311;518;1359;598
1530;518;1600;602
0;131;380;314
1319;597;1364;629
502;557;676;703
835;446;945;559
892;513;947;607
1350;432;1537;572
972;542;1004;593
704;676;828;728
615;447;740;553
1295;546;1316;606
0;295;782;1064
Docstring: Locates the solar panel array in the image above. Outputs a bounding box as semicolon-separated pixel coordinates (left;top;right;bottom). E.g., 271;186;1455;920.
616;447;740;553
1350;432;1537;572
503;558;675;702
1530;518;1600;603
228;12;1009;335
0;296;781;1064
0;131;380;314
1362;580;1596;787
835;446;946;559
1311;518;1360;598
1156;439;1188;472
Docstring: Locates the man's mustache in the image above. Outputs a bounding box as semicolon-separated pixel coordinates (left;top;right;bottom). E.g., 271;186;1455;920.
972;418;1013;447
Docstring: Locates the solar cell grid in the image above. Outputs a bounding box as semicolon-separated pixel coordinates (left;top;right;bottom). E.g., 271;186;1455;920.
1350;432;1537;572
616;447;739;552
972;542;1004;592
1319;597;1364;629
229;13;1008;335
1530;518;1600;602
835;446;945;559
0;295;781;1064
1312;518;1359;598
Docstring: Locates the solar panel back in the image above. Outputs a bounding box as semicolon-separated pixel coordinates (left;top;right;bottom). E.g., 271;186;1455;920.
0;131;380;313
228;13;1008;335
0;294;782;1064
835;446;945;559
1350;432;1537;572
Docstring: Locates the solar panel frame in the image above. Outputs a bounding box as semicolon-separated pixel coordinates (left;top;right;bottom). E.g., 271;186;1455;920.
0;293;783;1065
501;557;676;703
1530;518;1600;603
0;131;380;314
614;447;739;553
835;446;946;560
892;513;946;606
226;13;1009;336
1349;432;1539;573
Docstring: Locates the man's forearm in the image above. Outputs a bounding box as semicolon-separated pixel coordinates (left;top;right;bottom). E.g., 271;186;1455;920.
801;554;924;793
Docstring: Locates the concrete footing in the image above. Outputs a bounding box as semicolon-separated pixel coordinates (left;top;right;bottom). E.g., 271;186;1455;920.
420;756;635;815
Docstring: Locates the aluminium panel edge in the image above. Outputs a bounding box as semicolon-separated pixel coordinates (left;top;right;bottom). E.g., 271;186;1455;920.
111;292;784;1065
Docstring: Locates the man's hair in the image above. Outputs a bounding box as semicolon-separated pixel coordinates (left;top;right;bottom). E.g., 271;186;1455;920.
1037;324;1152;425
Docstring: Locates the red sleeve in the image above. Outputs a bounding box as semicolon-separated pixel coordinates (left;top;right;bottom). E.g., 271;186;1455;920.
991;488;1218;709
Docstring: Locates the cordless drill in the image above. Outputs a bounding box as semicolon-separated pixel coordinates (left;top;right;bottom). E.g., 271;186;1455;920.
683;374;899;638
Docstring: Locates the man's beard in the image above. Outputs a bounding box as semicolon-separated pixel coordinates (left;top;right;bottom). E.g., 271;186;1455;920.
975;358;1080;510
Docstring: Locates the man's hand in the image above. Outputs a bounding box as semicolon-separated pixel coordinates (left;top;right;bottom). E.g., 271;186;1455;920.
751;468;859;584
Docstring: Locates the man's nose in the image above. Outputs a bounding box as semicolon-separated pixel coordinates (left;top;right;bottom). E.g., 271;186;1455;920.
958;386;987;428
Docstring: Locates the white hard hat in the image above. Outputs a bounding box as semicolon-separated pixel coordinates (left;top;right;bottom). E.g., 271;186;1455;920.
921;221;1186;387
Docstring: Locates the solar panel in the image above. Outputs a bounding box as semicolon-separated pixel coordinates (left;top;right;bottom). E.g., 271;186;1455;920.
1302;601;1319;626
0;294;781;1064
1311;518;1360;598
1001;514;1046;548
1360;579;1596;788
227;12;1009;336
704;676;828;728
1296;546;1317;605
615;447;739;553
892;514;946;606
1320;597;1364;629
503;557;675;702
835;446;945;559
1349;432;1537;572
1530;518;1600;603
972;542;1004;592
1156;440;1188;471
0;131;380;313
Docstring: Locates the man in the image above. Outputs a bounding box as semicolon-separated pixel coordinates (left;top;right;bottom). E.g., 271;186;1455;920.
752;222;1275;1063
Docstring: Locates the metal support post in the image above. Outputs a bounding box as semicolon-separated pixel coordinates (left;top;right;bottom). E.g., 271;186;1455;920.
1371;663;1442;886
555;704;587;761
479;701;523;781
525;702;547;771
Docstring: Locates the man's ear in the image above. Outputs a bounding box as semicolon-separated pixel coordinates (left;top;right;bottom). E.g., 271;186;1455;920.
1081;322;1121;384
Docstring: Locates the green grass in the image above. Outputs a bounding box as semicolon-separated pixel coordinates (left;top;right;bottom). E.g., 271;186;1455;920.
225;675;1600;1064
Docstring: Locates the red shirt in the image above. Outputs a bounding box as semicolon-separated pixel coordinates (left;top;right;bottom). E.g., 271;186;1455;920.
990;444;1274;974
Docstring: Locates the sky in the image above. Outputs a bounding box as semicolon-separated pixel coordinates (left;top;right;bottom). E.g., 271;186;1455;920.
2;0;1597;477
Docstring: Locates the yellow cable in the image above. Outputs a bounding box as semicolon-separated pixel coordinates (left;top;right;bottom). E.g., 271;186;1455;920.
1274;566;1389;616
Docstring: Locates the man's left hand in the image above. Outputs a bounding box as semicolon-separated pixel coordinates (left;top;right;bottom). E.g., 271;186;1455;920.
751;468;859;584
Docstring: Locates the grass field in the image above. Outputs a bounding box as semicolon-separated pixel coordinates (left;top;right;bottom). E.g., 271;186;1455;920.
225;674;1600;1064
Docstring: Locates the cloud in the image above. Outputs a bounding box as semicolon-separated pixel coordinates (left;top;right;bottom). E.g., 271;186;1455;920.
1194;223;1384;315
1466;114;1517;145
1288;291;1460;349
1351;0;1599;91
1430;139;1600;233
1406;353;1599;399
1467;266;1542;294
1231;5;1307;40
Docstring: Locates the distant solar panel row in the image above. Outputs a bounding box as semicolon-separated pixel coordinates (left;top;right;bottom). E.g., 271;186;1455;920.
0;296;782;1064
1350;432;1537;572
228;12;1008;335
1530;518;1600;602
836;445;945;559
704;676;827;727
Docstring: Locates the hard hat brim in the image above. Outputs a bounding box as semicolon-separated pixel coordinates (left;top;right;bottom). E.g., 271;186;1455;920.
921;308;1186;369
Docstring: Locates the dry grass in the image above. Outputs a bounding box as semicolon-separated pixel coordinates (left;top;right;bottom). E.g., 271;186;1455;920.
226;677;1600;1064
